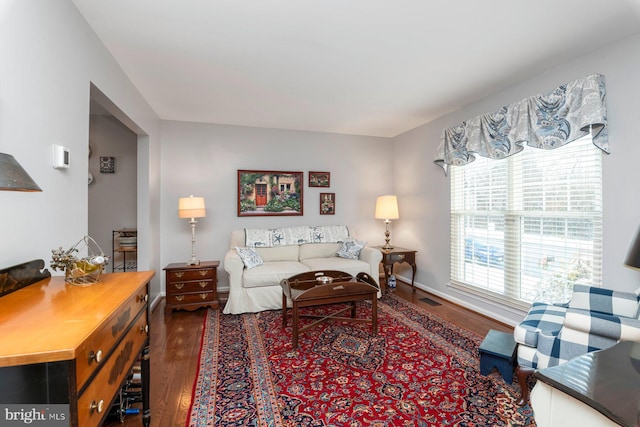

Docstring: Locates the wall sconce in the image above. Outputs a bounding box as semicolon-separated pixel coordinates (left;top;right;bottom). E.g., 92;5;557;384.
0;153;42;191
375;195;399;250
178;195;206;265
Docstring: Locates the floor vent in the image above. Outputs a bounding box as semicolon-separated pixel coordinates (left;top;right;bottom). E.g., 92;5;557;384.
419;297;442;306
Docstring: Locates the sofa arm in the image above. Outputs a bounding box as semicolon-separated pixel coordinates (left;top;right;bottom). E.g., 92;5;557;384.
563;308;640;342
359;246;383;284
224;249;245;287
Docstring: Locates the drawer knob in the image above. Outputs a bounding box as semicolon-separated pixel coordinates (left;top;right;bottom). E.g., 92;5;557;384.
137;294;148;303
199;293;208;300
175;295;184;301
89;349;103;364
174;272;184;278
90;399;104;414
175;283;184;290
140;324;149;334
199;281;208;288
199;270;207;277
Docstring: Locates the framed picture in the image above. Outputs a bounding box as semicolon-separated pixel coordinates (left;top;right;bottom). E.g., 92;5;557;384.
320;193;335;215
99;156;116;174
238;170;303;217
309;171;330;187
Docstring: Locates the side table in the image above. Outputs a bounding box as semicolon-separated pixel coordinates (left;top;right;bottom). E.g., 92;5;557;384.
164;261;219;314
374;246;417;291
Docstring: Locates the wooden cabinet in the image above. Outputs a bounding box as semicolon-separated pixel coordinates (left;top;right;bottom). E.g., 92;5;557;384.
0;270;154;427
164;261;219;314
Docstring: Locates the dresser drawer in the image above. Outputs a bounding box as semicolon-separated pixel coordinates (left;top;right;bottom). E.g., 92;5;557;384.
77;310;148;427
167;268;215;282
75;290;148;390
167;291;215;305
167;279;214;294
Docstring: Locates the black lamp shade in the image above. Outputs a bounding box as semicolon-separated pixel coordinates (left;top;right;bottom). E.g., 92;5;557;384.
0;153;42;192
625;227;640;269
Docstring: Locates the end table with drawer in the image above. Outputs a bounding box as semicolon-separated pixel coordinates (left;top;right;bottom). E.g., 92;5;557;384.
374;246;417;292
164;261;219;314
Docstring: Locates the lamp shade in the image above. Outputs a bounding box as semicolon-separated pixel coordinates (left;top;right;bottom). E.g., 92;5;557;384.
0;153;42;192
178;195;206;218
625;226;640;270
374;195;399;220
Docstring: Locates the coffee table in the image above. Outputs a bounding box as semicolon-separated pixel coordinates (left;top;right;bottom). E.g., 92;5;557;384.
281;270;379;349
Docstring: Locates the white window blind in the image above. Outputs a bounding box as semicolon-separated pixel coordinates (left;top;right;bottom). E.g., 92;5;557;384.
450;136;602;307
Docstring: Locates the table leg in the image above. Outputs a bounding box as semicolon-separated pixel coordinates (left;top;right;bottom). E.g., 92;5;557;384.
282;293;287;327
410;262;417;289
292;302;299;349
371;293;377;336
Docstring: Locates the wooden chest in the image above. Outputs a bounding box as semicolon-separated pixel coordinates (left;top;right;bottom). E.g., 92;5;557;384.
164;261;219;314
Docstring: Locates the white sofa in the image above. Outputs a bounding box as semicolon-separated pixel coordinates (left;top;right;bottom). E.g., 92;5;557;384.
223;225;382;314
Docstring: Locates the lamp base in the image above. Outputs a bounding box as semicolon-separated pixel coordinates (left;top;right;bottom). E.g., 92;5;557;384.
186;259;200;266
381;243;394;251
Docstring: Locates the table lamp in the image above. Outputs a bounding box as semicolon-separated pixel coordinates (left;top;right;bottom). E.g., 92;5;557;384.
375;195;399;250
179;195;206;266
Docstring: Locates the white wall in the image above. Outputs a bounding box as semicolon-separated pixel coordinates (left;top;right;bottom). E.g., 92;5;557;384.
394;33;640;325
0;1;162;299
159;121;391;290
88;114;137;263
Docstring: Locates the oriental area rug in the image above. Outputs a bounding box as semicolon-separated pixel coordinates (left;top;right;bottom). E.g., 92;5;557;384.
186;294;535;427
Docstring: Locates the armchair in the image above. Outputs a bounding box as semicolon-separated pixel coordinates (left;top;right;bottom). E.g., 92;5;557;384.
514;284;640;405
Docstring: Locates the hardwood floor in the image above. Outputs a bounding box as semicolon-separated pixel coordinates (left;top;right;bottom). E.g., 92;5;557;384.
104;281;512;427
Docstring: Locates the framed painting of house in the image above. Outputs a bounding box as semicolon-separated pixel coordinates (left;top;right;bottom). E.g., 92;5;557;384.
309;171;330;187
238;170;304;217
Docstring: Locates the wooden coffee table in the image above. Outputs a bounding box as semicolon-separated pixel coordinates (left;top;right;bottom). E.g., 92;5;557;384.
281;270;379;349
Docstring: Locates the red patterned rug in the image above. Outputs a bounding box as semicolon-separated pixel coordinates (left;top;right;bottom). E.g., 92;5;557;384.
186;294;535;426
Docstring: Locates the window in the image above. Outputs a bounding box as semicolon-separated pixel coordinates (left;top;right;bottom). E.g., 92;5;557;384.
450;136;602;307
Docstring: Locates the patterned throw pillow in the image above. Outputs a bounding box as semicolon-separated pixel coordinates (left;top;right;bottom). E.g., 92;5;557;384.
235;247;264;269
336;238;366;260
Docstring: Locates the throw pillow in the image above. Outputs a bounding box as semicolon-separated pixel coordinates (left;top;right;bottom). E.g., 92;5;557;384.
235;246;263;269
336;238;366;260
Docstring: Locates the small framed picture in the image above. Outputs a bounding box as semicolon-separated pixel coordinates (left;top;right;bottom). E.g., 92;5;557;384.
320;193;335;215
99;156;116;174
309;171;330;187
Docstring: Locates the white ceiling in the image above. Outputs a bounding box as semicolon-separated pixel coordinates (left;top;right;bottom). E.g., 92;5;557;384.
72;0;640;137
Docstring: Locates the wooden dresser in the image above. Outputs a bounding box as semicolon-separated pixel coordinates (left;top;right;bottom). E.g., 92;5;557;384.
0;269;154;427
164;261;219;314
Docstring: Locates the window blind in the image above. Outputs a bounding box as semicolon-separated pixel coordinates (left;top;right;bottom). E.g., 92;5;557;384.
450;136;602;307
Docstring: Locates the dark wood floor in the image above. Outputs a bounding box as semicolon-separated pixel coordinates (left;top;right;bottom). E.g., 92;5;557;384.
104;281;512;427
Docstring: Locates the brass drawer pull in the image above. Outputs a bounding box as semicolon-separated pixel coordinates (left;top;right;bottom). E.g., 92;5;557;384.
175;295;184;302
90;399;104;414
174;283;184;290
199;281;208;288
199;293;208;300
198;271;207;277
174;272;184;278
89;349;103;364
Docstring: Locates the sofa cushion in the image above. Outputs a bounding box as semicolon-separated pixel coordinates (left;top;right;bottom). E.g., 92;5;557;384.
514;302;567;347
568;284;640;318
301;257;370;278
235;247;263;269
242;261;310;289
255;245;299;262
299;243;343;260
336;238;367;260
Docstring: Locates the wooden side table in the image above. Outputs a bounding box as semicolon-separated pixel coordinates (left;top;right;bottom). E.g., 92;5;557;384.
164;261;219;314
374;246;417;291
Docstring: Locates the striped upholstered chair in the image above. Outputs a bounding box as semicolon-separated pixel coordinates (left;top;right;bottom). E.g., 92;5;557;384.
513;284;640;405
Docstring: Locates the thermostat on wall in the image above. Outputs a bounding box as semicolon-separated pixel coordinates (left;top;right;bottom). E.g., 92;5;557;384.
52;145;70;169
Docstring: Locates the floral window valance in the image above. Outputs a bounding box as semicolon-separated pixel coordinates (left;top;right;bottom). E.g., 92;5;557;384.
433;74;609;174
